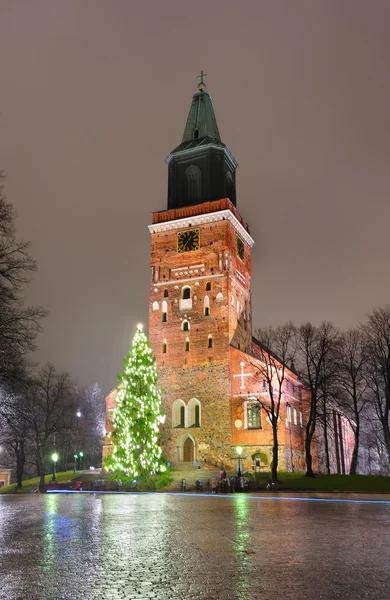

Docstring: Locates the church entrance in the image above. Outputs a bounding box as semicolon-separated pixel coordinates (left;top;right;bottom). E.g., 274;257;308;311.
183;437;195;462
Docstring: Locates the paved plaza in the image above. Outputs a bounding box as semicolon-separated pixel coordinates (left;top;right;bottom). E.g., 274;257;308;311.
0;492;390;600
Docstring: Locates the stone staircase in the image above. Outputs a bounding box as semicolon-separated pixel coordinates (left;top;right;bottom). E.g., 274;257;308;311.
164;462;236;492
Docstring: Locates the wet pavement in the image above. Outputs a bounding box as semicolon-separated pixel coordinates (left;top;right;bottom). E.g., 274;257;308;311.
0;492;390;600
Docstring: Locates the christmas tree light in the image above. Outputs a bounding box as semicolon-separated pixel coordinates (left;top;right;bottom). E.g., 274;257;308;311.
105;325;166;479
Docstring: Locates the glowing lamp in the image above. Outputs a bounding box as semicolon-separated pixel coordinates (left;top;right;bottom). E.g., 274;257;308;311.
137;323;143;331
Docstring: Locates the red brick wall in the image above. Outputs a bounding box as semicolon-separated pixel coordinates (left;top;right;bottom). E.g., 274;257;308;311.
148;200;252;466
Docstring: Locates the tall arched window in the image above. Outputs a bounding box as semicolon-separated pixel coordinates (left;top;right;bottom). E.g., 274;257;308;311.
161;300;168;323
188;398;201;427
181;320;190;332
206;282;211;291
185;165;202;204
185;337;190;352
182;286;191;300
204;295;210;317
162;340;167;354
208;334;213;349
172;399;186;428
195;405;200;427
164;289;169;298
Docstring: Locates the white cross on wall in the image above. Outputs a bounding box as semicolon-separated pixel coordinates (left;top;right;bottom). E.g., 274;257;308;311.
233;361;253;389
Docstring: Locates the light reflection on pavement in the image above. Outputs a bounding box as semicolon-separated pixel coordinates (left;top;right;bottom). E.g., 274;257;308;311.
0;493;389;599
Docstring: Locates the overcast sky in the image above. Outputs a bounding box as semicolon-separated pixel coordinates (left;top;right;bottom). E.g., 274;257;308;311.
0;0;389;394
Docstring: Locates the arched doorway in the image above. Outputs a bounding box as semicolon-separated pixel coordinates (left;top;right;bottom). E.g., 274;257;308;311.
183;437;195;462
176;432;197;462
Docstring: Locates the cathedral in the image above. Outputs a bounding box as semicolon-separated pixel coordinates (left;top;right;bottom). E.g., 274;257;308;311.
103;76;352;475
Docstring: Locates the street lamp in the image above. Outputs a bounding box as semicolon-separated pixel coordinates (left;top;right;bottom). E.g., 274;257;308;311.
79;451;84;470
73;453;78;472
236;446;242;477
51;452;58;482
76;410;81;418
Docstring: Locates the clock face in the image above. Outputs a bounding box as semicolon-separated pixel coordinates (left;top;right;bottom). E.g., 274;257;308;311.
236;236;245;261
177;228;200;253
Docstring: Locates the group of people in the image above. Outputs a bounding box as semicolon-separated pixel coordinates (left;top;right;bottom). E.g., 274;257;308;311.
196;469;249;494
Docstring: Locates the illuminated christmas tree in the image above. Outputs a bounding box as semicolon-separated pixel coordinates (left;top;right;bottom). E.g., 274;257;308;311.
106;324;166;479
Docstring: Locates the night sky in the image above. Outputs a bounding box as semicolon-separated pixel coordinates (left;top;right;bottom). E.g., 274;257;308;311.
0;1;389;394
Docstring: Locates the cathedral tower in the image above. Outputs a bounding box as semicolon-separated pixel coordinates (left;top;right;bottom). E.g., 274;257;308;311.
148;76;254;465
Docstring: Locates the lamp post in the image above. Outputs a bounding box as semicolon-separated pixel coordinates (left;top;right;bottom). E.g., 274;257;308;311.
73;453;78;472
51;452;58;482
236;446;242;477
286;403;294;472
79;451;84;470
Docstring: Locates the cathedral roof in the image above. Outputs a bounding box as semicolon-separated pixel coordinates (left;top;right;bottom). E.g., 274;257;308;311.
171;90;225;154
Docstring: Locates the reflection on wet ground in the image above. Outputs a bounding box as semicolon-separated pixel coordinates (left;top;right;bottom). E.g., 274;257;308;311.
0;493;389;599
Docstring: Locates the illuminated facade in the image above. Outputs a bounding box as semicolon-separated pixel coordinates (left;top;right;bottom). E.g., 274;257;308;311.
103;79;352;474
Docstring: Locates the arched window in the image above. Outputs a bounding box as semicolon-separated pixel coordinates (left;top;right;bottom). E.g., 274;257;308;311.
164;289;169;298
188;398;201;427
172;399;186;428
152;301;159;312
208;334;213;349
185;165;202;204
185;337;190;352
162;340;167;354
181;320;190;332
182;286;191;300
246;401;261;429
206;282;211;291
216;292;224;304
204;295;210;317
193;128;199;139
161;300;168;323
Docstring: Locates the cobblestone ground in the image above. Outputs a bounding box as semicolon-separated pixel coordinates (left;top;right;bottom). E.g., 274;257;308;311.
0;493;390;600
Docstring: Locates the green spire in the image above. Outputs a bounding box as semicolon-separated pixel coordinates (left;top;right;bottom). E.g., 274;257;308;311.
181;90;222;144
172;75;225;153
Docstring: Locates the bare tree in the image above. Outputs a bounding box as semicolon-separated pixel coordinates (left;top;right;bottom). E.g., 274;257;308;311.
0;392;31;487
250;323;298;483
296;322;340;477
24;364;78;485
0;171;46;387
334;329;369;474
363;305;390;466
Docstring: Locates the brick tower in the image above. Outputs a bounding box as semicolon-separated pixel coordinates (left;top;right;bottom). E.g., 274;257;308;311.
148;76;254;466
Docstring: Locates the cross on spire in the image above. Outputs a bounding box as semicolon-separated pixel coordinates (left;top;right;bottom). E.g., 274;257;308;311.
197;70;207;84
233;361;253;389
197;70;207;91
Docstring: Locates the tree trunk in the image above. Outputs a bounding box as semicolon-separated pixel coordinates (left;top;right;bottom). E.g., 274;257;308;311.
15;440;26;488
305;433;315;477
322;402;331;475
349;402;360;475
36;449;46;486
349;429;359;475
271;423;279;483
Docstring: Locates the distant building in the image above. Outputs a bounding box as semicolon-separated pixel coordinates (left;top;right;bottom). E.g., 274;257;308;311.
103;78;353;474
0;467;11;488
